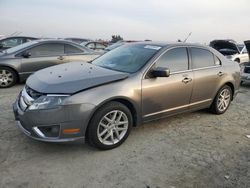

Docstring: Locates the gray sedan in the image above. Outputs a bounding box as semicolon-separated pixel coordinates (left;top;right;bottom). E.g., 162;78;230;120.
13;42;240;150
0;39;100;88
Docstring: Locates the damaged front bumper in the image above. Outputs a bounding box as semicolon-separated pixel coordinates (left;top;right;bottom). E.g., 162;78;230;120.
13;92;95;143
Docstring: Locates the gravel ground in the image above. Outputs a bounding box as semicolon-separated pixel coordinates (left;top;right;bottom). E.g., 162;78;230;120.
0;83;250;188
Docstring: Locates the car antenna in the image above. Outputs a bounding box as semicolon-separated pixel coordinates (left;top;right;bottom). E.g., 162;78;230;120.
183;32;192;43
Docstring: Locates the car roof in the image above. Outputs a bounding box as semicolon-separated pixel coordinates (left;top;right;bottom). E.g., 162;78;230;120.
125;41;206;48
0;36;37;40
35;39;81;44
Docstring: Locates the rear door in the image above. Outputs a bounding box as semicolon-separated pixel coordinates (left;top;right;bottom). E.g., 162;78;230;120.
142;47;193;121
20;43;66;74
189;47;224;109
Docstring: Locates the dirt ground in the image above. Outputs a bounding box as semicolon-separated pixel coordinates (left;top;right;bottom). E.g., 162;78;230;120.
0;83;249;188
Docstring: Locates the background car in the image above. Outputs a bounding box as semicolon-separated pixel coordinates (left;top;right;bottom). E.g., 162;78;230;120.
209;39;249;63
240;40;250;84
232;45;249;63
64;37;91;44
0;36;37;52
104;41;138;52
0;39;101;88
13;42;240;150
81;41;107;52
209;40;240;56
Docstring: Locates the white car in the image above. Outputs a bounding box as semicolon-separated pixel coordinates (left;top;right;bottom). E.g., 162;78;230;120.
240;41;250;84
230;46;249;64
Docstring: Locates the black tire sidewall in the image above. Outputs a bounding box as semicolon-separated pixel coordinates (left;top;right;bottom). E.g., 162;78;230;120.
0;67;17;88
87;102;133;150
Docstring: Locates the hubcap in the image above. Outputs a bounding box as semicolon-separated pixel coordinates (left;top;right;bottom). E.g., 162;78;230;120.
97;110;128;145
0;69;13;87
217;88;231;112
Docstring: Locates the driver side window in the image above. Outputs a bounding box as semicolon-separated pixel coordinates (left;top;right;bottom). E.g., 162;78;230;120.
155;47;189;73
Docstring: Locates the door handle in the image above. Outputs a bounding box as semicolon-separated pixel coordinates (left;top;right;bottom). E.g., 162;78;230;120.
217;71;224;77
57;56;64;60
182;77;192;84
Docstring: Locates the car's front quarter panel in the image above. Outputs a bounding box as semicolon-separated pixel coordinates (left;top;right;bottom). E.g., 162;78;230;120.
65;75;142;128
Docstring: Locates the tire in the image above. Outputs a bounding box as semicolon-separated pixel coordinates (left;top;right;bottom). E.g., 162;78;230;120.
87;102;133;150
210;85;232;114
0;67;17;88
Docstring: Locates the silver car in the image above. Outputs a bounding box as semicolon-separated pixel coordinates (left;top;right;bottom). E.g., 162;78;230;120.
13;42;241;150
0;39;100;88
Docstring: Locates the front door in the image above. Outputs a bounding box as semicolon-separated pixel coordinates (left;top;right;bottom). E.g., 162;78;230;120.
142;47;193;122
20;43;67;77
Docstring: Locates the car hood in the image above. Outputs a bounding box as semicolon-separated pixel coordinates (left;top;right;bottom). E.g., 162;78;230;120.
244;40;250;58
26;61;129;94
209;40;240;56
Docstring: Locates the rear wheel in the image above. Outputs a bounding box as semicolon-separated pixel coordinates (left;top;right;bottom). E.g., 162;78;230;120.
87;102;132;150
0;67;17;88
210;85;232;114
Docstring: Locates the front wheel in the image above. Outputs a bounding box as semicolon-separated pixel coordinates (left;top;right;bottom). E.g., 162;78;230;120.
0;67;17;88
87;102;132;150
210;85;232;114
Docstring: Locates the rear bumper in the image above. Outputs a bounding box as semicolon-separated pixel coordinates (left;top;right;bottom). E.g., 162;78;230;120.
13;98;95;143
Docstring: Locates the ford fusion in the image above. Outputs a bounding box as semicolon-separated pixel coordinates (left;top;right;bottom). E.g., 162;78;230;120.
13;42;240;150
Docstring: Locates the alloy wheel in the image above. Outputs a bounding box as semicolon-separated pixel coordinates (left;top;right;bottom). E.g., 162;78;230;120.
0;69;14;87
97;110;128;145
217;88;231;112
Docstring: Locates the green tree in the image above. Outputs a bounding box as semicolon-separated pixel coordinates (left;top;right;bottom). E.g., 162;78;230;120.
111;35;123;43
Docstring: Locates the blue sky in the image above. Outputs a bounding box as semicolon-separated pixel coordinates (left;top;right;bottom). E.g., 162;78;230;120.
0;0;249;43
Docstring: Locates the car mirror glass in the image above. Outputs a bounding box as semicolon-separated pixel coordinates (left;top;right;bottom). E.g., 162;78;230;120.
151;67;170;77
22;51;31;58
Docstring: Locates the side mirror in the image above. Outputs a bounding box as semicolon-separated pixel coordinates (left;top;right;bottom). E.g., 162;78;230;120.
22;51;31;58
151;67;170;77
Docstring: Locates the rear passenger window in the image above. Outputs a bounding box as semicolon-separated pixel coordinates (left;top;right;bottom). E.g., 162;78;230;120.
191;48;215;69
65;44;83;54
29;43;64;57
155;47;188;72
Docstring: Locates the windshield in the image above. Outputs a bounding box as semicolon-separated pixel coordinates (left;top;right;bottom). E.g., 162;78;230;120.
105;42;125;51
92;44;161;73
4;41;38;54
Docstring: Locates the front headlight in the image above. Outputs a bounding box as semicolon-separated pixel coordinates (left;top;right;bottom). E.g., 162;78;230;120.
29;95;69;110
